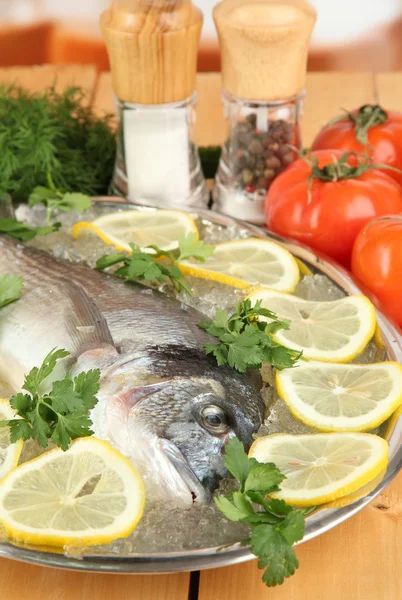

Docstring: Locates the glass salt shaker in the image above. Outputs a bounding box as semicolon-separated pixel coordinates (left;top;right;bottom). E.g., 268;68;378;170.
101;0;208;210
213;0;316;224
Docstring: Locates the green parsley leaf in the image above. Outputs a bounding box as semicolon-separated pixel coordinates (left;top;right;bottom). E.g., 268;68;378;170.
29;184;92;225
177;232;215;262
51;411;94;451
23;348;69;395
1;348;100;451
226;326;263;372
0;217;59;242
257;537;299;587
49;375;85;413
266;498;293;516
198;299;301;373
28;186;56;205
214;496;247;522
9;392;33;414
27;406;52;448
96;252;127;271
241;513;281;525
278;510;305;546
223;438;256;490
251;525;301;586
73;369;101;410
0;274;23;308
244;463;285;495
6;419;33;443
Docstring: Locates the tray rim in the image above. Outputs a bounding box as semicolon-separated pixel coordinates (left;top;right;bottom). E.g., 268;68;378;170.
1;199;401;574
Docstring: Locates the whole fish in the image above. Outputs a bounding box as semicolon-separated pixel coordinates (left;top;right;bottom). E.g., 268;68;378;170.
0;236;264;506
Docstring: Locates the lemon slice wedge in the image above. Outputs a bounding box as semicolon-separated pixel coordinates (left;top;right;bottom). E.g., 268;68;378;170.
246;289;376;362
249;432;388;506
72;209;198;253
0;399;23;480
0;437;145;547
179;238;300;291
276;361;402;432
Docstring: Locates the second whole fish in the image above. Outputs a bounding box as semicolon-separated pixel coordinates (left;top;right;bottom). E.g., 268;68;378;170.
0;236;265;506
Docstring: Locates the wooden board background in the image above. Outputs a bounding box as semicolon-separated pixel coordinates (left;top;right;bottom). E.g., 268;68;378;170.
0;66;401;600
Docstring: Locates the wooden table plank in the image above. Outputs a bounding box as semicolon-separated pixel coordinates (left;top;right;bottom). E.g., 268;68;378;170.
303;72;376;146
376;72;402;111
0;559;191;600
0;64;98;102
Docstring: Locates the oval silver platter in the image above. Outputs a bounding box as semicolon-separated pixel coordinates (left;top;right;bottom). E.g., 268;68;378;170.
1;199;402;573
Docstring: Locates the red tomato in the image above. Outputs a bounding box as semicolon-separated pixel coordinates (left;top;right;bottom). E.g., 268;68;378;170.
265;149;402;268
312;105;402;187
352;216;402;327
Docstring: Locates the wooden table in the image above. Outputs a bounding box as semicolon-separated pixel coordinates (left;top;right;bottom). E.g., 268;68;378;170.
0;66;401;600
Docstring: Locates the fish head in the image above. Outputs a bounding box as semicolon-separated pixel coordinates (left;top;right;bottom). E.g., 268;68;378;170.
92;348;264;505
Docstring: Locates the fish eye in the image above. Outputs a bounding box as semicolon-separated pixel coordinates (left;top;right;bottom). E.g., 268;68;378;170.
200;405;229;434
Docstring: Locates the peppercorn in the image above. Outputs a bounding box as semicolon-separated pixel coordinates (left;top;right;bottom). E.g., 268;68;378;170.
226;115;298;194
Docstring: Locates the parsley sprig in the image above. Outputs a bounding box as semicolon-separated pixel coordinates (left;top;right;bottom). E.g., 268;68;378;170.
0;274;23;308
96;232;215;295
215;438;305;587
28;174;92;225
199;299;301;373
0;217;60;242
0;348;100;451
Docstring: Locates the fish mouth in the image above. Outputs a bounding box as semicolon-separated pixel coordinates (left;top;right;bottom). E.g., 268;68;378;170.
160;438;211;505
91;384;212;507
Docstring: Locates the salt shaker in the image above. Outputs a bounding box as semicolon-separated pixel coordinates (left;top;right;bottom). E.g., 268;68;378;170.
100;0;208;209
213;0;316;224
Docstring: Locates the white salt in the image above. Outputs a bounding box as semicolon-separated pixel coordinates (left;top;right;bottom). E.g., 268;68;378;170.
123;105;190;207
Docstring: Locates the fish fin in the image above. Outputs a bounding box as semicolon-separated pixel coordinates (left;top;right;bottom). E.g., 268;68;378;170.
62;279;117;358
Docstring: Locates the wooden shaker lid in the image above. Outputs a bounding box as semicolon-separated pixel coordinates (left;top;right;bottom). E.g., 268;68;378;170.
214;0;316;101
100;0;203;104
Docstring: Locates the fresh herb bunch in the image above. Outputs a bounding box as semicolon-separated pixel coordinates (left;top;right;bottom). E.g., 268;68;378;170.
0;85;115;202
0;348;100;451
0;217;60;241
215;438;305;587
199;299;301;373
96;232;215;295
28;174;92;225
0;274;23;308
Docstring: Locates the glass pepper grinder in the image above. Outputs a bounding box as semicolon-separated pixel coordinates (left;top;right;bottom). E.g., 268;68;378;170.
213;0;316;224
100;0;208;209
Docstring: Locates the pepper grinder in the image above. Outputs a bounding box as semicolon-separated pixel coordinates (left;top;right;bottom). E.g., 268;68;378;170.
101;0;208;209
213;0;316;224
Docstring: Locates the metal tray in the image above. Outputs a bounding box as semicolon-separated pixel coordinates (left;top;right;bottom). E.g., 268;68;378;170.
1;200;402;573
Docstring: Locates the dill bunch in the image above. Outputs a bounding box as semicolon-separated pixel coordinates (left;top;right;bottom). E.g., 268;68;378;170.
0;85;116;202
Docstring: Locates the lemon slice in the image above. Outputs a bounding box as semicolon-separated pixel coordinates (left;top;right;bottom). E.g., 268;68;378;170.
249;433;388;506
179;238;300;291
322;468;386;510
0;437;144;547
72;209;198;253
385;405;402;440
276;361;402;432
246;289;376;362
0;399;23;480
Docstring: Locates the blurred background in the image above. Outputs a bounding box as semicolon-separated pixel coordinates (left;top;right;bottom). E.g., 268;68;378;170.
1;0;402;72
